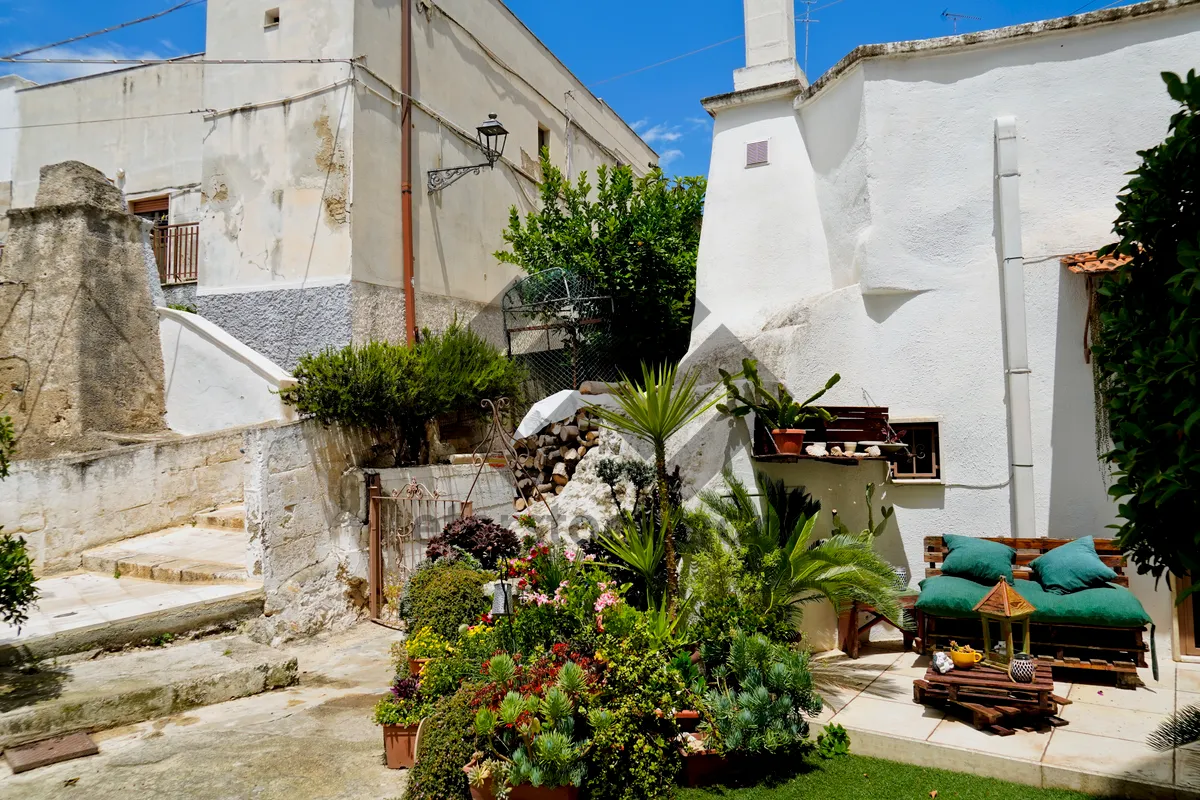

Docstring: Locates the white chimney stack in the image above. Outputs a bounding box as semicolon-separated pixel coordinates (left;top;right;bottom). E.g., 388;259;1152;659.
735;0;805;91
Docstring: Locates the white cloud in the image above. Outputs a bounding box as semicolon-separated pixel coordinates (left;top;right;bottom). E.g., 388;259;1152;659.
658;149;684;169
686;116;711;130
3;43;172;85
630;118;648;132
640;122;683;145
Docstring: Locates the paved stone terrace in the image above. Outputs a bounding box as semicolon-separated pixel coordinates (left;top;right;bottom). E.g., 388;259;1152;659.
815;642;1200;799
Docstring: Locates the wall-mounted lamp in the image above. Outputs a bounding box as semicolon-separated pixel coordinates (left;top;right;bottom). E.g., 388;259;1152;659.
427;113;508;193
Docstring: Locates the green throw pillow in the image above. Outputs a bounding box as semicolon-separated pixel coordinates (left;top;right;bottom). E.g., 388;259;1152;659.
1030;536;1118;595
940;533;1015;585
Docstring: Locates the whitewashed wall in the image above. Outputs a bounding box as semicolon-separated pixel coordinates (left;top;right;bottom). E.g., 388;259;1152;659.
686;4;1200;646
157;307;297;435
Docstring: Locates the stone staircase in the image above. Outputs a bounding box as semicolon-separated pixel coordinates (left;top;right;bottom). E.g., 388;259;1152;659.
80;505;252;584
0;505;262;665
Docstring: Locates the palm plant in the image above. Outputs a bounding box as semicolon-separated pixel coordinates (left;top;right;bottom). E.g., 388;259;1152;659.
588;361;726;612
1148;704;1200;750
594;513;667;592
699;468;902;627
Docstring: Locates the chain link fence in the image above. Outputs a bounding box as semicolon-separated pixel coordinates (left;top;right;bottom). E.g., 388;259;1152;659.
503;268;616;397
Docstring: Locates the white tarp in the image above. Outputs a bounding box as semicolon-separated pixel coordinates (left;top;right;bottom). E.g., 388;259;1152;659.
513;389;617;441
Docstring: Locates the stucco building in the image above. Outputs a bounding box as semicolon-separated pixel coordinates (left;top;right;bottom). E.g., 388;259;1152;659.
0;0;654;367
682;0;1200;661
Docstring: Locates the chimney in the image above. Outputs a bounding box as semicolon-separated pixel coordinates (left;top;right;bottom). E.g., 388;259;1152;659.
735;0;805;91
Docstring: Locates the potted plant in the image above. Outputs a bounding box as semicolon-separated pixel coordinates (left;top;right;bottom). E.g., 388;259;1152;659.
373;676;433;769
471;655;613;800
678;731;728;788
718;359;841;455
405;626;452;676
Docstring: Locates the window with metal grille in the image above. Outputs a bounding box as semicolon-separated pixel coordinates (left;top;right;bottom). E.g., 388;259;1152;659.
888;421;941;481
746;140;769;167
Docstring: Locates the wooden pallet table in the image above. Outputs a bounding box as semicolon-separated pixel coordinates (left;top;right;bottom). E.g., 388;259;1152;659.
913;662;1071;736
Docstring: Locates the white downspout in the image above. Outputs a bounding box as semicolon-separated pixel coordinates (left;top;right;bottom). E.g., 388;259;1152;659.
995;117;1036;539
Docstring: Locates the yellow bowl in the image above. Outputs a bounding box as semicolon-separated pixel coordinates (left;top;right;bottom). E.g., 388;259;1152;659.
949;649;983;669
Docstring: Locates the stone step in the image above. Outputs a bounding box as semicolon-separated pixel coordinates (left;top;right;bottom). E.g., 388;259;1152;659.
80;526;250;584
193;505;246;531
0;636;297;748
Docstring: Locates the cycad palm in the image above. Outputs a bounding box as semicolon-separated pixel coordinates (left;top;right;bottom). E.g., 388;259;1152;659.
700;468;902;627
588;361;724;611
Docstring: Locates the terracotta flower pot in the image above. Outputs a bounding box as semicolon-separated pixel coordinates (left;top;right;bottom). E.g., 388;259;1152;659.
383;723;419;769
680;750;730;788
408;657;430;676
463;763;497;800
674;710;701;732
510;784;580;800
770;429;806;455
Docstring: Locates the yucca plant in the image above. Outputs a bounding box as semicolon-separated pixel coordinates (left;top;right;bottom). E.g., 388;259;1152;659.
588;361;726;612
594;513;667;594
700;469;903;626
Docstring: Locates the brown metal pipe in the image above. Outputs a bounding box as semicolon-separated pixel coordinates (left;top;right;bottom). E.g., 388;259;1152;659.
401;0;416;344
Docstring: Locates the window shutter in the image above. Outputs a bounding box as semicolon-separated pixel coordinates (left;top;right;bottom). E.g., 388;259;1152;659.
746;140;769;167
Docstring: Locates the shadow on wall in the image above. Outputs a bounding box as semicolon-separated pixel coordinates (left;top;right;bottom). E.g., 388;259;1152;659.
1047;268;1116;538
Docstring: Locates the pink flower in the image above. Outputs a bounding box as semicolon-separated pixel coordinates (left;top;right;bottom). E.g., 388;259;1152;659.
565;549;577;563
583;553;596;561
594;591;618;613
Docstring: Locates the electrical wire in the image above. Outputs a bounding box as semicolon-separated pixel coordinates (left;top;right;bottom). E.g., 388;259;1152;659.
0;0;207;61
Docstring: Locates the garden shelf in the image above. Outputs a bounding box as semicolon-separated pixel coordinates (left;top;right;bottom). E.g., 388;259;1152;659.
753;453;890;467
752;408;891;464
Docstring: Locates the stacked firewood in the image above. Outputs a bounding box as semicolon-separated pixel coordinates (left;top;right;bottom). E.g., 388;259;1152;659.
511;410;599;510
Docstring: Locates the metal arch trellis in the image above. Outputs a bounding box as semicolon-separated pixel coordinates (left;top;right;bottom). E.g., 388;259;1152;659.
502;268;616;395
462;397;556;525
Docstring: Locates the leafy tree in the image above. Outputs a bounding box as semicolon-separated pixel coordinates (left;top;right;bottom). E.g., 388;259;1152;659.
0;409;37;629
1092;70;1200;592
495;154;706;372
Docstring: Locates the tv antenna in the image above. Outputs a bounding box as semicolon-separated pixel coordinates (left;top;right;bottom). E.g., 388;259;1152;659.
941;9;981;33
799;0;819;76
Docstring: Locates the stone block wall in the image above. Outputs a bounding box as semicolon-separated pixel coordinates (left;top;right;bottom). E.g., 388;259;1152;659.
0;427;247;573
244;420;378;645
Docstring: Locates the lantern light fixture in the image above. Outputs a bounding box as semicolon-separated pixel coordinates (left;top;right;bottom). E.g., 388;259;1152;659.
427;113;508;193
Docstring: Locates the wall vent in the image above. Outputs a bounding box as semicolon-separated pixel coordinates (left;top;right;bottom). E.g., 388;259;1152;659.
264;8;281;28
746;140;769;167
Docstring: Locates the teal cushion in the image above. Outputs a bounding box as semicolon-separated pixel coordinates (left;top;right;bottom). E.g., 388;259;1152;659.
916;576;1151;628
1030;536;1118;595
940;534;1015;585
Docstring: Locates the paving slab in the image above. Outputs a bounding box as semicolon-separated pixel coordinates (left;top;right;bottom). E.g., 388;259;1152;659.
0;636;297;748
4;733;98;773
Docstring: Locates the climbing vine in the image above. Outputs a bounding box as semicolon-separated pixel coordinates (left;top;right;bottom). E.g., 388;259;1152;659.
1092;70;1200;591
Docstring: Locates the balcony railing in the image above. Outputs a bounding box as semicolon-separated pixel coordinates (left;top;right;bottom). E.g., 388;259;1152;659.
152;222;199;285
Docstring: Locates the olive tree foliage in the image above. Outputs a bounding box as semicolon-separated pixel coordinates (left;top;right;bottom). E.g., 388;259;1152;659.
0;410;38;628
1092;71;1200;594
495;153;706;372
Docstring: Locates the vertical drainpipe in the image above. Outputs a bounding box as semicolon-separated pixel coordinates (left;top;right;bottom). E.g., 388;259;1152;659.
401;0;417;345
995;116;1036;539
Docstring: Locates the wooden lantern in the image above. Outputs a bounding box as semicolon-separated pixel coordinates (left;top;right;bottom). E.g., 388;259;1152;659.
972;578;1036;669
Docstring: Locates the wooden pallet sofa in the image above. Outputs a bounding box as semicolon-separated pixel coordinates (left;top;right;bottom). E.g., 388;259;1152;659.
914;536;1150;685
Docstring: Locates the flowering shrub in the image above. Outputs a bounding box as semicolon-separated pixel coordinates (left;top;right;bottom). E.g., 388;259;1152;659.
420;624;499;699
406;626;453;660
400;560;492;641
427;516;520;569
373;676;434;727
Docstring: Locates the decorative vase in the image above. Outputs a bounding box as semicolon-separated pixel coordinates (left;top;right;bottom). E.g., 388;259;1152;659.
382;723;420;769
407;656;430;676
1009;652;1036;684
771;429;806;455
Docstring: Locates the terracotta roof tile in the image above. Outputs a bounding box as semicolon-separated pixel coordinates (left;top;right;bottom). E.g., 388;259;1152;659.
1062;250;1133;274
972;579;1036;618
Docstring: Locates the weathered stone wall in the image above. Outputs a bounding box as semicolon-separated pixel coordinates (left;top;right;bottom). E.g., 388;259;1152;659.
0;426;247;574
244;420;378;645
0;161;166;458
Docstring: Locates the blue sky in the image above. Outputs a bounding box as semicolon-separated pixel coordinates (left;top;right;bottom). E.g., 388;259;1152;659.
0;0;1135;177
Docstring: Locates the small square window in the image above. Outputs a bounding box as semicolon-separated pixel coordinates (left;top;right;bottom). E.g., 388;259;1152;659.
537;125;550;157
746;140;769;167
887;421;942;481
264;8;281;28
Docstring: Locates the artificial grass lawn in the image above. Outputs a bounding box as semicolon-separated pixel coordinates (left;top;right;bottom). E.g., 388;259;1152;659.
678;753;1095;800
